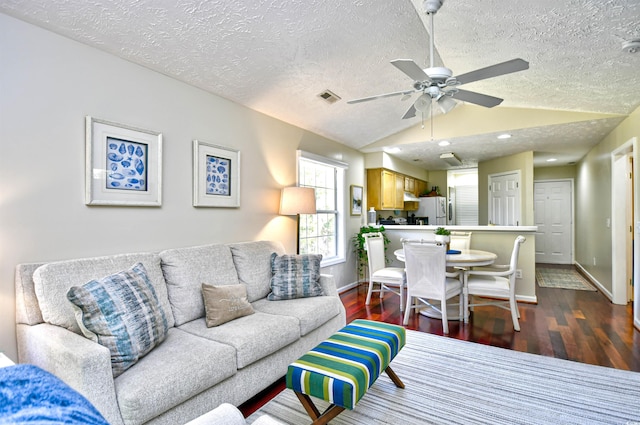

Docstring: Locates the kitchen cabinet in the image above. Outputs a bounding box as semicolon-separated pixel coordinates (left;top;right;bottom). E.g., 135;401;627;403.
367;168;404;210
415;179;429;197
367;168;429;211
404;176;415;193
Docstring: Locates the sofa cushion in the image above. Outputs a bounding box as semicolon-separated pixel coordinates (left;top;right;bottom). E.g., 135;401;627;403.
114;328;237;425
252;296;343;336
268;253;324;301
33;253;174;334
229;241;285;302
178;312;299;368
67;263;170;377
160;244;240;326
202;283;254;327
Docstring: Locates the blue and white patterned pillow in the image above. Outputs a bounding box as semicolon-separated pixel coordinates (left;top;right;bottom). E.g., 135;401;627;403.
268;253;324;301
66;263;169;377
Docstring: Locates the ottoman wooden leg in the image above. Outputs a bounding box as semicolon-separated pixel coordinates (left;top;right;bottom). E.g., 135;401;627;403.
294;391;345;425
385;365;405;388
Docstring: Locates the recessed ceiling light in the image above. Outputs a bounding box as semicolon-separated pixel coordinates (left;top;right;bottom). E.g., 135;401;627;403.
438;140;450;146
497;133;511;139
546;158;557;162
385;147;401;154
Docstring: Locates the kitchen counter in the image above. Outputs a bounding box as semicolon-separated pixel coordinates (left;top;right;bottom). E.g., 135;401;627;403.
378;225;537;232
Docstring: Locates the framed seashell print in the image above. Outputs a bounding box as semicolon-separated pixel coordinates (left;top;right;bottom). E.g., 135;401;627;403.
85;116;162;206
192;140;240;207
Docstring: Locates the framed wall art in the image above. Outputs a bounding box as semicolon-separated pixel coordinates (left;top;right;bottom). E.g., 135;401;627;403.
350;185;363;216
192;140;240;207
85;116;162;206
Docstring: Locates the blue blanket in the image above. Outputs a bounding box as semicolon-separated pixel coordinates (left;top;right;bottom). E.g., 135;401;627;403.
0;364;109;424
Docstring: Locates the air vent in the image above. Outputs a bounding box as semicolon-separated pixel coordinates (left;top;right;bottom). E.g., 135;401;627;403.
318;90;341;104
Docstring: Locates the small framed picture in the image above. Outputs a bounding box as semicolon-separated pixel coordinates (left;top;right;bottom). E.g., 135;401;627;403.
193;140;240;207
85;116;162;206
350;185;363;216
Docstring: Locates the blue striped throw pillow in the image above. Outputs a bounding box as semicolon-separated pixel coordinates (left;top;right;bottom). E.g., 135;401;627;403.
268;253;324;300
66;263;169;377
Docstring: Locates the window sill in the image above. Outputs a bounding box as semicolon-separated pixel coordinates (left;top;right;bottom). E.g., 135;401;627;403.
321;257;346;268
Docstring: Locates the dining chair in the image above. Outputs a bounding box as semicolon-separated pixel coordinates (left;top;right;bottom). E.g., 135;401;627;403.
464;235;526;331
449;231;472;250
448;231;472;274
402;242;462;334
363;232;406;311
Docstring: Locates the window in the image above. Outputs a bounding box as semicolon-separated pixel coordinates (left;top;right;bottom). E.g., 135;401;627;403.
448;169;478;225
297;151;347;266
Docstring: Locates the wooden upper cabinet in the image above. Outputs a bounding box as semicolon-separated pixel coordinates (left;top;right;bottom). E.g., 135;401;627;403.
394;173;404;209
404;176;415;193
415;179;429;197
368;168;428;211
382;170;396;209
367;168;404;210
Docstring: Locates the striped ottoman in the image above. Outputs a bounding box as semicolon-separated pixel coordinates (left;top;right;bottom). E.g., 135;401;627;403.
286;319;405;425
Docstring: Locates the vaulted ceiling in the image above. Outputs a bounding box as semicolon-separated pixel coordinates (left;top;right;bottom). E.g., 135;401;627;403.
2;0;639;169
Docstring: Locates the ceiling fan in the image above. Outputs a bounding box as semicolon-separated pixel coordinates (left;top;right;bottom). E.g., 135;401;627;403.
347;0;529;120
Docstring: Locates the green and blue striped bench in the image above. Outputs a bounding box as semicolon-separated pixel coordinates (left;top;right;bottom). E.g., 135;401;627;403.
286;319;405;424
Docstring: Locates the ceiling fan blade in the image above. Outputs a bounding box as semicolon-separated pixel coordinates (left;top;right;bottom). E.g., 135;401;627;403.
454;58;529;85
453;89;503;108
402;103;417;119
391;59;430;82
347;89;416;104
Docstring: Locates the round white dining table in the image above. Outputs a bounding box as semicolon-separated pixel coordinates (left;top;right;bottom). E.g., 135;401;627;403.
393;248;497;267
393;248;498;320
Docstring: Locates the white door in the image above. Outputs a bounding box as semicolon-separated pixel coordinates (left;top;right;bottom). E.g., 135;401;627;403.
534;180;573;264
489;171;521;225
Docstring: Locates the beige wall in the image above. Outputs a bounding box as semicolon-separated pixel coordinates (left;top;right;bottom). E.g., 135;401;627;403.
534;165;576;181
0;14;365;360
478;151;535;226
363;152;428;180
575;105;640;293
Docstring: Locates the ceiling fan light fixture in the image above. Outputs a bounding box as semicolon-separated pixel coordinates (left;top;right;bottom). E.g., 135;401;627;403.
440;152;462;166
414;93;432;113
437;95;457;114
423;0;444;14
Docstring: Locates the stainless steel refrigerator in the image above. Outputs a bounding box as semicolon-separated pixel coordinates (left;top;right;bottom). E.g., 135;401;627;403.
417;196;446;225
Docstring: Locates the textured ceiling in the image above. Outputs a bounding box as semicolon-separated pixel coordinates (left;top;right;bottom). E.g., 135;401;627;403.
2;0;639;169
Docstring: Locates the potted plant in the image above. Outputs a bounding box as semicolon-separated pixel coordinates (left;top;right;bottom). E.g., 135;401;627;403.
434;227;451;249
353;225;389;281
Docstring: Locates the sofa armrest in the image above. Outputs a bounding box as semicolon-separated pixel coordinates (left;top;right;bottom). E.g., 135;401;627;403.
16;323;124;425
319;274;338;297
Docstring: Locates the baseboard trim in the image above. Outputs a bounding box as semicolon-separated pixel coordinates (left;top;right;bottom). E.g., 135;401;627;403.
338;281;362;294
516;295;538;304
574;262;612;301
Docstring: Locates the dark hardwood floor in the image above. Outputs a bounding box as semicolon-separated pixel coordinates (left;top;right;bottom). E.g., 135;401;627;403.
240;266;640;416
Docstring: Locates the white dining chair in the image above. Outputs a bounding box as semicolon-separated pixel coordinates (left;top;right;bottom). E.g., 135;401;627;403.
363;232;406;311
449;231;472;251
464;235;526;331
402;242;462;334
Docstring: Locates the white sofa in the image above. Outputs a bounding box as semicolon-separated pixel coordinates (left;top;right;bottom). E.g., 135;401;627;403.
15;241;346;425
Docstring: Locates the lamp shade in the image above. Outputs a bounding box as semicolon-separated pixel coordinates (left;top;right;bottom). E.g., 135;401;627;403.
279;187;317;215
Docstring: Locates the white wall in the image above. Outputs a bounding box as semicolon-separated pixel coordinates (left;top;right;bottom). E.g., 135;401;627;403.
0;13;365;360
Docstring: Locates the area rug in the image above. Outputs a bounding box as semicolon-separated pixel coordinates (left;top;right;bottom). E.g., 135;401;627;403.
536;267;597;291
247;329;640;425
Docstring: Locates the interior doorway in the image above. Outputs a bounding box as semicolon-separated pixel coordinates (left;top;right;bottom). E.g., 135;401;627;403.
488;170;521;226
611;137;638;330
534;180;573;264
